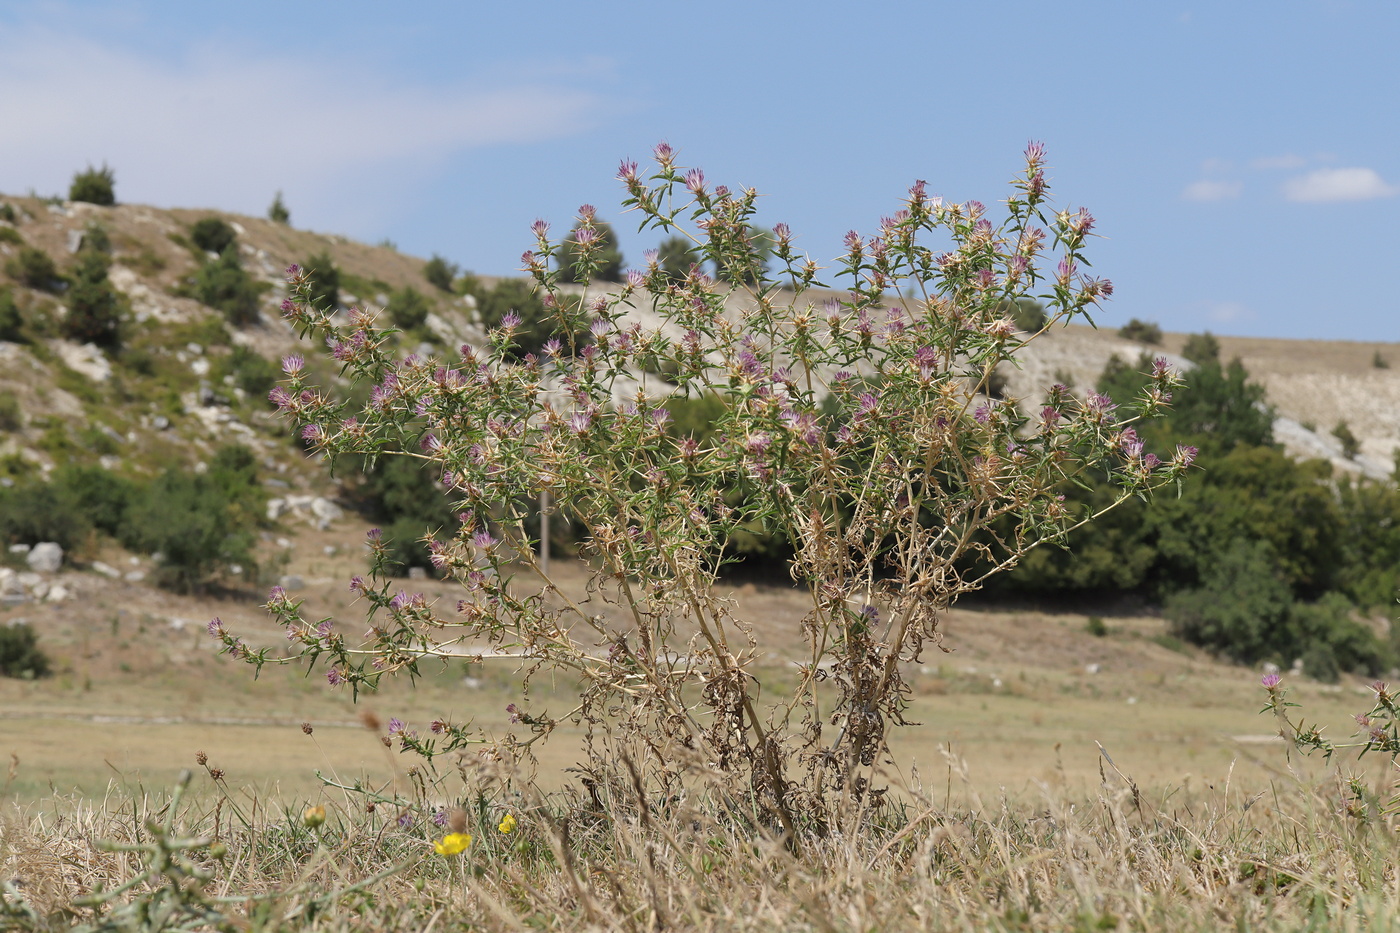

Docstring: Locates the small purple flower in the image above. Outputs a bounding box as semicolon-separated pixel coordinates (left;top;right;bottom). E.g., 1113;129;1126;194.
282;354;304;376
366;527;382;544
268;386;294;411
397;813;414;829
684;168;706;194
301;424;326;444
1152;357;1171;378
1024;140;1045;164
1174;444;1199;469
625;269;645;289
974;404;992;425
1072;207;1095;235
267;585;288;604
1085;394;1117;416
567;409;594;435
542;338;562;357
530;218;549;238
316;619;333;637
648;407;671;428
1261;673;1281;689
773;222;791;242
388;718;405;735
285;264;301;280
652;140;675;165
1041;406;1061;428
1056;257;1077;283
207;618;225;638
472;530;496;550
616;159;639;183
860;604;880;624
433;810;449;827
327;668;347;686
577;203;597;223
843;230;862;253
506;703;522;724
909;179;927;202
499;311;521;330
390;591;411;612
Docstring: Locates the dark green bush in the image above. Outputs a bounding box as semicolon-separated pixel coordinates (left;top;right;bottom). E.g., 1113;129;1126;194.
477;279;583;360
0;226;21;246
52;464;135;537
1372;351;1389;369
388;286;430;330
347;455;456;573
301;252;340;309
423;255;458;292
559;219;624;284
1181;332;1221;366
5;247;59;290
1117;318;1163;344
192;248;262;326
226;345;277;398
0;624;51;679
81;222;111;255
268;191;290;225
190;217;237;255
0;481;88;551
1332;421;1360;460
0;289;21;342
0;391;20;431
69;164;116;206
0;203;16;223
657;236;700;284
63;251;123;349
117;446;261;592
998;298;1047;333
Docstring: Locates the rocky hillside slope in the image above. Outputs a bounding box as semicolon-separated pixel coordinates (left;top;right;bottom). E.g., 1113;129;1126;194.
1;192;1396;498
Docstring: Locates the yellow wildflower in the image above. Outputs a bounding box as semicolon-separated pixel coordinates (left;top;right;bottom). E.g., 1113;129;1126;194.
498;813;517;834
433;832;472;856
302;805;326;829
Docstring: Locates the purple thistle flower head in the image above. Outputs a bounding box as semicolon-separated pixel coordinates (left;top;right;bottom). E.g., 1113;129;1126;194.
1056;257;1077;283
1073;207;1095;235
207;617;225;638
301;424;326;444
974;404;992;425
1174;444;1199;469
316;619;333;637
472;530;497;550
366;527;382;544
773;222;791;242
1143;453;1161;470
285;264;301;280
542;338;562;357
267;585;288;604
625;269;645;289
648;407;672;428
577;203;597;223
530;218;549;238
574;227;598;247
433;810;449;827
857;392;879;414
327;667;346;686
1041;406;1061;428
567;409;593;435
616;159;639;183
499;311;521;330
652;140;675;166
282;353;304;376
684;168;706;194
390;591;411;611
844;230;862;252
1152;357;1171;379
269;386;293;411
908;179;927;202
396;813;413;829
388;718;405;734
1261;673;1282;689
1085;394;1117;415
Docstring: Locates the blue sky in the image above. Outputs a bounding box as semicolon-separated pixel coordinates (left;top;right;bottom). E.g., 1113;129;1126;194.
0;1;1396;341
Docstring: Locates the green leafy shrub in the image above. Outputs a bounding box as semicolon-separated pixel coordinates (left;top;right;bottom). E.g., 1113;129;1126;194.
81;222;112;255
62;251;124;349
1181;331;1221;366
1332;421;1361;460
998;298;1047;333
0;226;22;246
268;191;290;225
118;445;261;592
300;251;340;309
0;481;89;550
657;236;701;284
342;455;457;573
52;463;135;537
423;255;458;292
226;345;277;397
69;164;116;206
0;203;16;223
190;217;237;255
558;215;624;283
1372;350;1389;369
0;289;22;342
0;391;20;431
0;624;51;679
475;278;582;360
388;286;430;330
5;247;59;291
1117;318;1163;344
192;248;262;326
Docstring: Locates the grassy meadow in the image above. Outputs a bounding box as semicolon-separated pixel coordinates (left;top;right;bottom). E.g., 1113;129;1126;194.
3;549;1399;930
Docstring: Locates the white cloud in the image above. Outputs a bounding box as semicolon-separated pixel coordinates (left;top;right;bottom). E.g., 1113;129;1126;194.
1249;153;1307;171
0;27;609;229
1208;301;1255;324
1182;179;1242;202
1283;167;1398;203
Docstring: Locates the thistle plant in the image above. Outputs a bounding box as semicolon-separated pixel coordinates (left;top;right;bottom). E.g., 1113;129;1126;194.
216;142;1187;834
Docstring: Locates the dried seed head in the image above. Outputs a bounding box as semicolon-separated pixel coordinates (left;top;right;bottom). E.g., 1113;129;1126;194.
359;710;383;732
301;722;314;735
195;751;208;766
